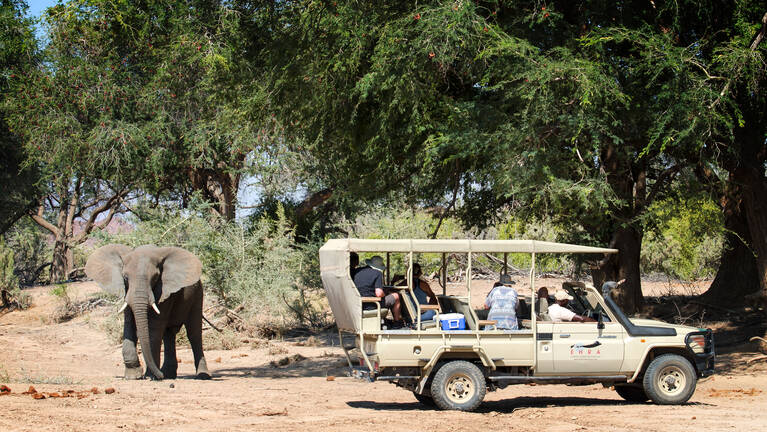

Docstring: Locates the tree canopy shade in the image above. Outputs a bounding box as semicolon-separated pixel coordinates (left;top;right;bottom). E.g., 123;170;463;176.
276;1;767;312
0;0;39;234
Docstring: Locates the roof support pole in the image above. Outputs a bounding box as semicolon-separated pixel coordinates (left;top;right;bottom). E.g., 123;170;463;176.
531;252;537;371
386;252;390;285
441;253;447;296
503;252;508;276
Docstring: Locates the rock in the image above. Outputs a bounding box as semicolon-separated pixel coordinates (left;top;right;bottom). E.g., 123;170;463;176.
326;376;335;381
32;393;46;400
91;387;100;394
105;388;116;394
169;383;175;389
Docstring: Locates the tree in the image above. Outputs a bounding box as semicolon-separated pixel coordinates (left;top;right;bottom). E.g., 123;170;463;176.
276;1;710;313
7;1;143;281
0;0;39;234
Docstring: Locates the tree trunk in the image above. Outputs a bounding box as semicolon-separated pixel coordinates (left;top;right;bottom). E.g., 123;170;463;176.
189;168;239;221
50;238;73;283
701;182;759;305
593;226;644;315
741;171;767;298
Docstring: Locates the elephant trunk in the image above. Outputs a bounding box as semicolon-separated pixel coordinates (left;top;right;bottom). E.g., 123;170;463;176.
132;296;164;380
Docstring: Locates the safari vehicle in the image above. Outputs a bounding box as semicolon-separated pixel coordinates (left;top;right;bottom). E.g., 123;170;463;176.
320;239;715;411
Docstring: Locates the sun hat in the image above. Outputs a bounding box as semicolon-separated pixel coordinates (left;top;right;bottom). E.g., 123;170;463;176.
499;274;515;286
365;255;386;272
554;290;574;301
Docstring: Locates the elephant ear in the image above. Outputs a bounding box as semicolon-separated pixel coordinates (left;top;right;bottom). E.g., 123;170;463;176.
158;247;202;302
85;244;133;296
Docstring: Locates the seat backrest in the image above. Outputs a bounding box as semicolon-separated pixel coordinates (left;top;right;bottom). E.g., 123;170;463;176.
397;288;418;324
537;297;551;321
440;296;478;330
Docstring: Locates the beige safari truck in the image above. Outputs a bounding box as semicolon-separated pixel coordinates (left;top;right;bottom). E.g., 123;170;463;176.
320;239;715;411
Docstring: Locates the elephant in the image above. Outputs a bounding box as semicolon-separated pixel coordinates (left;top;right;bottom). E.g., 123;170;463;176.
85;244;211;380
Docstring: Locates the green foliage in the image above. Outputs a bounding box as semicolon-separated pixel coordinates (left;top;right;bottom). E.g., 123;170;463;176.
0;239;18;292
0;0;39;234
3;218;51;285
642;197;725;280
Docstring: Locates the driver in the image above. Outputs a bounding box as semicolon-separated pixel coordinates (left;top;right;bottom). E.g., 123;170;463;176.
548;290;596;323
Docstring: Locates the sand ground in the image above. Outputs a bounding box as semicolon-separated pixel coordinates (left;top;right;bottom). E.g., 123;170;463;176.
1;281;766;432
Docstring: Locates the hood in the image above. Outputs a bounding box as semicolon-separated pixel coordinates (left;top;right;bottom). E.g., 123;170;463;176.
628;318;701;334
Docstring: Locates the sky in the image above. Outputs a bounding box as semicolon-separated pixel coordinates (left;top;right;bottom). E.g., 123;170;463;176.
26;0;58;17
27;0;58;17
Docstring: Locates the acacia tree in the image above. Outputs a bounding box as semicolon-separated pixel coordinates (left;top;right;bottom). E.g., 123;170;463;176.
6;1;142;281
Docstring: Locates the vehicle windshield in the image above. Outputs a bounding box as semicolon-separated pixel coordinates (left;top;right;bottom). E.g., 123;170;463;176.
564;284;611;321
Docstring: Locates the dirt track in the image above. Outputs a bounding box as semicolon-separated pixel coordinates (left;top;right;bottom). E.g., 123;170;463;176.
1;282;766;431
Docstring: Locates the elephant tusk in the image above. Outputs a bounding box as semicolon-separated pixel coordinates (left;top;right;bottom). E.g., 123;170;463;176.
151;303;160;314
117;302;128;314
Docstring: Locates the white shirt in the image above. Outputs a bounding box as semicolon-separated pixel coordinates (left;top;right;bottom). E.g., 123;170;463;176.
548;303;576;322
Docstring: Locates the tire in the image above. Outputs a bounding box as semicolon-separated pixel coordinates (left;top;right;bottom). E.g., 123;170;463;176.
412;391;436;407
642;354;697;405
614;385;649;402
430;361;486;411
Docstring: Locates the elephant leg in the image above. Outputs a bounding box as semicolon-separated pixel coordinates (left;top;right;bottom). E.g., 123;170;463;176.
161;326;180;379
122;306;143;380
186;287;210;379
145;324;164;380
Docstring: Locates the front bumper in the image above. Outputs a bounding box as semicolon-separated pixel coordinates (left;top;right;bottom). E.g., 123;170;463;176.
686;330;715;377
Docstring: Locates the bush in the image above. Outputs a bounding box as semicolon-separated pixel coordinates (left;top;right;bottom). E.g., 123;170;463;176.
641;196;724;280
0;239;30;310
3;218;51;285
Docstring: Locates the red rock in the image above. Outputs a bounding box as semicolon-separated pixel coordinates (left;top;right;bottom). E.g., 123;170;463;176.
105;388;115;394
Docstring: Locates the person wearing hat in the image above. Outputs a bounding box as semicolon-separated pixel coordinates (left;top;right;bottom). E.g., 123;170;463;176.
548;289;596;322
352;255;402;323
483;274;519;330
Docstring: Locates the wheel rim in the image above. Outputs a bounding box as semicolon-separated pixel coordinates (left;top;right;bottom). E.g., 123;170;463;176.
657;365;686;397
444;373;475;404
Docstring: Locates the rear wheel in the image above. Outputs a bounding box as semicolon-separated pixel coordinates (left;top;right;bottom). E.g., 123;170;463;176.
614;385;649;402
642;354;697;404
430;361;486;411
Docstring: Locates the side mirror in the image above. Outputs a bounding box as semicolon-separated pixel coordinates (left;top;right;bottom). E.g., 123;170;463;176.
597;313;605;330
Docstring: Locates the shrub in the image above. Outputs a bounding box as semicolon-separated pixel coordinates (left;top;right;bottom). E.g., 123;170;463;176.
3;219;51;285
0;239;30;310
641;196;724;280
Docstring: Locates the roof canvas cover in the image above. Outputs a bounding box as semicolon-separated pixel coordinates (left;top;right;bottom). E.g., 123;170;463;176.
319;239;617;332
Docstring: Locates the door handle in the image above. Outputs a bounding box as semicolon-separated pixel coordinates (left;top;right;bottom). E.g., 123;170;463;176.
560;334;570;338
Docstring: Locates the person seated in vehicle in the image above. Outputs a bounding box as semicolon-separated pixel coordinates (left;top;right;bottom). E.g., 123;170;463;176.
353;255;403;324
411;263;439;321
536;286;552;321
483;274;519;330
548;290;596;322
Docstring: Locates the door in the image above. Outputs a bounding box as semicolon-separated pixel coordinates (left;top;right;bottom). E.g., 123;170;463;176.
551;321;624;374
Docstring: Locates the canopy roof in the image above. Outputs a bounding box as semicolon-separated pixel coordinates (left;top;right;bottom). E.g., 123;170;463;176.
320;239;618;254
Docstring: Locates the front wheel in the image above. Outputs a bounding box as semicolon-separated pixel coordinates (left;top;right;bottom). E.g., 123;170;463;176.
614;384;649;402
430;361;486;411
642;354;697;404
412;391;436;408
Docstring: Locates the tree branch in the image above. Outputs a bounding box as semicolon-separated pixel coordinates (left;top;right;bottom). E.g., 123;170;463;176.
74;189;127;243
711;12;767;109
29;204;57;235
645;164;681;207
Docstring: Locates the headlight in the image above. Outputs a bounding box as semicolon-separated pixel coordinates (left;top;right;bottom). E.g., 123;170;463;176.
688;334;706;354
